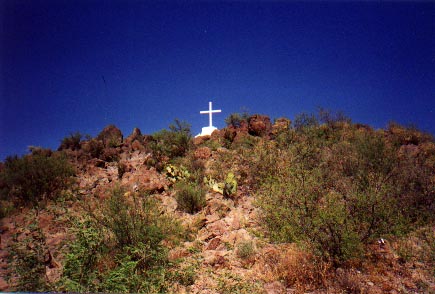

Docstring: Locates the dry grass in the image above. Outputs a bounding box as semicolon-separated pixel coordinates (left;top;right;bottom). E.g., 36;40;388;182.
335;268;363;294
255;243;330;292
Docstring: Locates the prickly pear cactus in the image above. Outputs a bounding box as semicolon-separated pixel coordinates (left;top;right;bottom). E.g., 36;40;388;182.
203;176;223;194
223;172;237;197
203;173;237;197
165;164;190;183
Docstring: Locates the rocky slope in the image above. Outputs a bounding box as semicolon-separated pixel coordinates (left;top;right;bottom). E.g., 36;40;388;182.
1;116;435;293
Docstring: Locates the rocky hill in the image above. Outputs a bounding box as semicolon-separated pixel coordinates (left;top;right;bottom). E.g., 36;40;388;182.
1;111;434;293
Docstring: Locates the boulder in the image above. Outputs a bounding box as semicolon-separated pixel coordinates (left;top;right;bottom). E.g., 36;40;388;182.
198;229;216;242
205;213;220;224
219;120;250;145
221;228;251;246
121;166;168;193
131;140;145;151
125;128;145;152
205;237;222;251
193;135;210;146
97;125;123;148
206;198;231;216
248;114;272;137
168;247;190;261
126;128;142;142
203;250;228;267
206;219;227;236
99;147;120;162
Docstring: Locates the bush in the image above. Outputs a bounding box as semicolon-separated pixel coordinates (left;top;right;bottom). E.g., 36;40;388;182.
59;218;106;292
82;138;104;159
293;112;318;131
100;187;180;249
255;119;435;265
9;214;49;291
59;132;84;151
0;153;75;206
0;200;14;218
225;112;249;128
257;245;329;291
60;187;183;292
150;119;192;160
236;240;255;260
175;181;206;214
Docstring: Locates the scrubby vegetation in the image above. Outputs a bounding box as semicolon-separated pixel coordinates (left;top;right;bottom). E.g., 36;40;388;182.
150;119;192;160
58;187;183;293
1;109;434;293
58;132;86;151
0;152;75;207
175;181;206;214
253;111;435;264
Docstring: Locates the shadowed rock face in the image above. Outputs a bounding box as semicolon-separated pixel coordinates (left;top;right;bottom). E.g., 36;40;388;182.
97;125;123;148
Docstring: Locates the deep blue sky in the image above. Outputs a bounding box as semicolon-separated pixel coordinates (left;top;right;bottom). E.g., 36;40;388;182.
1;1;434;160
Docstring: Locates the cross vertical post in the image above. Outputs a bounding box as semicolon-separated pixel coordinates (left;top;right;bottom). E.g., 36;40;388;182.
208;101;212;127
200;101;221;127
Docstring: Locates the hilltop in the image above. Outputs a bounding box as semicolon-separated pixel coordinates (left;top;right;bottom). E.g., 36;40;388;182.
1;111;434;293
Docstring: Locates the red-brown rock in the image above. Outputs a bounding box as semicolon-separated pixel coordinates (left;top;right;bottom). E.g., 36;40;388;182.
131;140;145;151
193;135;211;146
97;125;123;148
248;114;272;137
99;147;120;162
125;128;143;145
206;237;222;250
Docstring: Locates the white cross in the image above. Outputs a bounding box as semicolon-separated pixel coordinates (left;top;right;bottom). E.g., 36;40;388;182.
200;101;221;127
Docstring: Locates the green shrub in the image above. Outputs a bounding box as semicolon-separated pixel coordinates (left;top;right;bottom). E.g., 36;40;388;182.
150;119;192;160
59;187;182;292
59;132;84;151
82;138;104;159
236;240;255;259
0;200;14;218
255;119;435;265
0;153;75;206
175;181;206;214
9;215;49;291
100;187;179;249
171;153;207;185
293;112;318;132
59;218;106;292
225;112;249;128
172;263;197;286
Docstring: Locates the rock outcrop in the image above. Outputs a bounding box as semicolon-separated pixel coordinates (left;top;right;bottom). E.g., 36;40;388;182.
97;125;123;148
